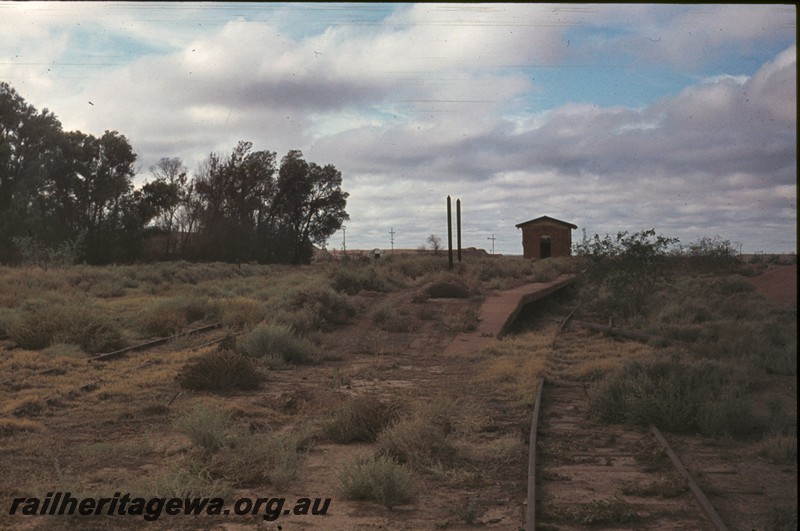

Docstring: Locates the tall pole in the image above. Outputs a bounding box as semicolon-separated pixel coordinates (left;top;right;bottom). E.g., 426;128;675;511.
341;225;346;254
456;198;462;262
389;227;395;252
488;234;496;255
447;196;453;270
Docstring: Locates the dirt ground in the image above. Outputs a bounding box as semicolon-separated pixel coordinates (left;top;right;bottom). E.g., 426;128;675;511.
1;262;796;530
745;263;797;306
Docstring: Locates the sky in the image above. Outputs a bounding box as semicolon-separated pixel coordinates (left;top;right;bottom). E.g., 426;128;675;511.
1;2;796;255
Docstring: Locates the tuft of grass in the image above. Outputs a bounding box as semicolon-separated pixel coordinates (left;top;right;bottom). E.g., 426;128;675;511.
237;323;318;366
41;342;85;357
9;301;124;353
178;349;264;393
0;418;42;437
371;303;419;333
210;429;310;489
136;296;220;337
755;434;797;464
325;395;402;443
339;455;414;509
173;405;230;452
220;297;265;329
589;356;760;438
376;402;456;469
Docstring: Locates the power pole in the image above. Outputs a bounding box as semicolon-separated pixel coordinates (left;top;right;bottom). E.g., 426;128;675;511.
389;227;395;252
488;234;496;255
341;226;347;254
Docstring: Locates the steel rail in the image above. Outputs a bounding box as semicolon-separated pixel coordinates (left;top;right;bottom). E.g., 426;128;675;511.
526;376;545;531
87;322;224;362
649;424;730;531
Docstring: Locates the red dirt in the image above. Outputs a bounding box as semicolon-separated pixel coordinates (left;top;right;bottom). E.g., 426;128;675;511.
746;263;797;306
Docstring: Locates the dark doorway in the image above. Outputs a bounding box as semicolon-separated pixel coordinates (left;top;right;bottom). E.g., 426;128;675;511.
540;235;551;258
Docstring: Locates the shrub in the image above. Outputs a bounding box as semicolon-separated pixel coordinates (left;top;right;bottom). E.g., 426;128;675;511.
178;350;264;393
575;229;680;318
339;456;414;509
325;396;402;443
371;304;418;333
237;323;318;365
426;278;470;299
9;302;124;353
174;405;229;452
589;356;757;438
330;266;392;294
220;297;265;329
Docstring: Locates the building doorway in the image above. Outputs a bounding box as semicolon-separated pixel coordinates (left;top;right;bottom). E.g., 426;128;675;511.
540;235;551;258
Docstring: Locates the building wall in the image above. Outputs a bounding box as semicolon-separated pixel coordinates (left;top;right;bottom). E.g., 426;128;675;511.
521;223;573;259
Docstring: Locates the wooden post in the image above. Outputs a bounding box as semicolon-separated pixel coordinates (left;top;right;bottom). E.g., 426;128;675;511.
447;196;453;270
456;198;462;262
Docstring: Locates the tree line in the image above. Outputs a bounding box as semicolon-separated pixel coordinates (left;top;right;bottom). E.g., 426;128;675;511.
0;82;349;265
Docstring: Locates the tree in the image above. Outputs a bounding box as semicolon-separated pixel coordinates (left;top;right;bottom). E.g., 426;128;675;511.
146;157;188;259
426;234;442;254
193;142;278;262
273;150;349;264
70;130;138;263
0;82;64;262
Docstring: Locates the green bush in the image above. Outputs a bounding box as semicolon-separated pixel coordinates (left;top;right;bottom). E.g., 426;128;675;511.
178;350;264;393
339;455;413;509
237;323;318;365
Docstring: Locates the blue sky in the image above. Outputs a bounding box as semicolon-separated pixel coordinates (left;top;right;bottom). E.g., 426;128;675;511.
1;3;796;254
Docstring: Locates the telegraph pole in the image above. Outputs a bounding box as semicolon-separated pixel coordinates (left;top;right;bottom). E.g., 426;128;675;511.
389;227;395;252
488;234;496;255
447;196;453;270
341;226;347;254
456;199;462;262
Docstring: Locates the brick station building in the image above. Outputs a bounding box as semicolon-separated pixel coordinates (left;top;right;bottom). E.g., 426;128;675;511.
515;216;577;259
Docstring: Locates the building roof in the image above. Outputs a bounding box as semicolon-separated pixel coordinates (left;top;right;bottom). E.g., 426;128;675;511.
515;216;577;229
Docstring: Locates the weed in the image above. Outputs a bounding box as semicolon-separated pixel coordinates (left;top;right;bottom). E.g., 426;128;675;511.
174;405;230;452
330;265;393;294
237;323;318;366
178;349;264;393
339;455;414;509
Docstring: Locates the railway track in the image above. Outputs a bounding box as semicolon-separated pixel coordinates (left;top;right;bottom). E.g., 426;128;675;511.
5;322;231;416
525;310;732;530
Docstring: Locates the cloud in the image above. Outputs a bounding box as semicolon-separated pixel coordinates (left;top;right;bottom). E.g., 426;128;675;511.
0;4;794;253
